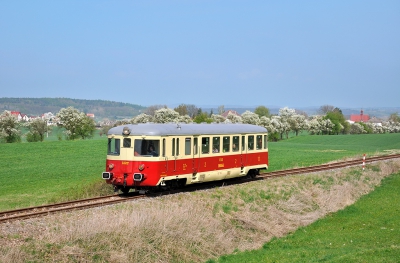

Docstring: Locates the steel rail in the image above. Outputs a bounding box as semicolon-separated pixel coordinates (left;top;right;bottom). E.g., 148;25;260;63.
0;194;146;223
259;153;400;178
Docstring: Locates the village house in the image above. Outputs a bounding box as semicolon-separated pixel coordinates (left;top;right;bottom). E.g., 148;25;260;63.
348;110;370;124
221;110;240;118
10;111;22;121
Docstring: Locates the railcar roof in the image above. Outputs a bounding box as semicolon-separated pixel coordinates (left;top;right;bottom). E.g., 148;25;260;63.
107;123;267;136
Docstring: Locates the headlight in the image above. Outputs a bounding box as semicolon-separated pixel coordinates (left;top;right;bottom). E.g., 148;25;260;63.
134;173;144;182
122;126;131;135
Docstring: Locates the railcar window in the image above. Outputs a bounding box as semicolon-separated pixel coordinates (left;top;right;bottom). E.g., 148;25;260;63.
223;136;230;152
107;138;120;155
264;135;267;149
202;137;210;154
123;138;131;148
241;135;245;151
248;135;254;150
162;139;166;157
194;138;198;155
256;135;262;150
134;139;160;157
212;137;220;153
176;138;180;156
172;138;176;156
185;138;191;155
232;136;239;152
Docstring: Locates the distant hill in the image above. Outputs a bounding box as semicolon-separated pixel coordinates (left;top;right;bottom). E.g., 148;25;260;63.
1;97;398;121
0;97;146;120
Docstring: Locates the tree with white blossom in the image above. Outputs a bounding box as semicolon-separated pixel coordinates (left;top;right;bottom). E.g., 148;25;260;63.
131;113;153;124
308;116;322;135
225;112;242;123
211;114;225;123
178;115;193;123
349;123;366;134
56;107;96;140
290;114;307;136
0;110;21;143
153;108;180;123
26;118;48;142
278;107;296;138
241;110;260;125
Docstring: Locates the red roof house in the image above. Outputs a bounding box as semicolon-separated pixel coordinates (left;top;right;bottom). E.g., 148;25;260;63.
350;110;369;122
221;110;240;118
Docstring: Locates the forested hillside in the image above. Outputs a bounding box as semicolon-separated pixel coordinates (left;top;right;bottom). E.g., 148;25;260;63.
0;98;146;120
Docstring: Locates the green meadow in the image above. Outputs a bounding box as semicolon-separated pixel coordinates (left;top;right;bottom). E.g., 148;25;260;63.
210;172;400;263
0;133;400;211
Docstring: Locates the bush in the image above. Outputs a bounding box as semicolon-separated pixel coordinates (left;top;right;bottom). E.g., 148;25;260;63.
26;131;42;142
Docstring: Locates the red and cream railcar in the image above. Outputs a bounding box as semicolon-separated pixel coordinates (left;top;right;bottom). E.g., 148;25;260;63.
102;123;268;193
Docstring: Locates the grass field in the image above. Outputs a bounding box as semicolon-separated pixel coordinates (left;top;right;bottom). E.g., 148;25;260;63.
0;138;108;210
0;133;400;211
210;171;400;263
271;133;400;170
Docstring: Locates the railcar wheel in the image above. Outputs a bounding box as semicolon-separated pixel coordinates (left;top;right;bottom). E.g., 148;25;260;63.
120;187;131;194
247;170;257;179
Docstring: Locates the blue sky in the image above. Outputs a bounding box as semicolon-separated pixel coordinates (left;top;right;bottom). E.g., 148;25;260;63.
1;1;399;109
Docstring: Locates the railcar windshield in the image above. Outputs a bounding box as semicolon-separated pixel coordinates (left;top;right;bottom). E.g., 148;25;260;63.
107;138;120;155
134;139;160;157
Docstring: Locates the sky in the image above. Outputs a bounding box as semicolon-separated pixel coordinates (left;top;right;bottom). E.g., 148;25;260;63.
0;1;399;109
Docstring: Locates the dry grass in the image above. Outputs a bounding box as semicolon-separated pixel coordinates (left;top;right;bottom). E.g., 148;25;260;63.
1;159;400;263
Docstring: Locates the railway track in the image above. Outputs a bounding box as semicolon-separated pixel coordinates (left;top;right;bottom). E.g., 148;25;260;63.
259;153;400;178
1;153;399;224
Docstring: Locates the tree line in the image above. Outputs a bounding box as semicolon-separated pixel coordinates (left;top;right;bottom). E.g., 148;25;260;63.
1;104;400;143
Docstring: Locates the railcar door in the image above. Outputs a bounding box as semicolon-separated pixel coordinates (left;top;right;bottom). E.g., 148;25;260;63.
161;138;168;174
192;136;200;173
232;135;240;168
240;135;247;166
171;137;181;174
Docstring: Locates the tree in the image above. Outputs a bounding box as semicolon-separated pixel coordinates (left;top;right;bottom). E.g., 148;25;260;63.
145;105;167;116
319;105;335;114
320;119;334;135
295;109;308;119
100;125;113;137
290;114;306;136
241;110;260;125
254;106;270;118
0;110;21;143
259;116;279;141
174;104;188;116
308;116;322;135
56;107;96;140
76;115;97;139
225;112;242;123
349;123;366;134
26;118;48;142
186;104;199;118
389;113;400;123
211;114;225;123
324;108;349;134
178;115;193;123
153;108;180;123
279;107;296;138
218;105;225;115
131;113;153;123
193;112;212;123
